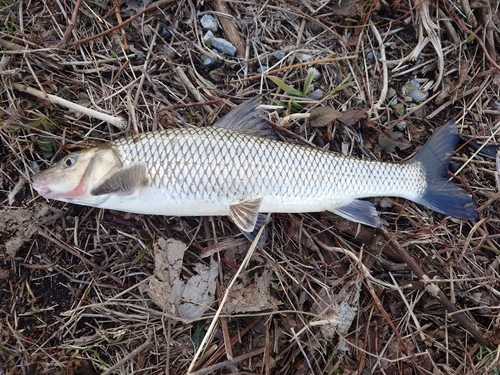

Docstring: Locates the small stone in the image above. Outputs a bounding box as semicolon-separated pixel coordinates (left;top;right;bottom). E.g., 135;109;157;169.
161;45;173;55
160;26;171;38
211;37;237;56
201;55;214;65
307;88;324;100
402;81;429;102
308;21;324;35
395;121;407;131
200;14;218;32
257;66;268;73
409;79;421;89
296;52;312;62
387;87;396;98
275;52;286;60
203;30;214;46
308;67;321;81
392;102;405;117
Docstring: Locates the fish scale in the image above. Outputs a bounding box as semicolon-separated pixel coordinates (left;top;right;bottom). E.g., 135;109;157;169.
110;126;425;211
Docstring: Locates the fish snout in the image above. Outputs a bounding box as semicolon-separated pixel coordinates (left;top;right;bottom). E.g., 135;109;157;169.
32;178;52;198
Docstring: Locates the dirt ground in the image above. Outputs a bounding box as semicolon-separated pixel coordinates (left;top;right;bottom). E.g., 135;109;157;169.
1;0;500;374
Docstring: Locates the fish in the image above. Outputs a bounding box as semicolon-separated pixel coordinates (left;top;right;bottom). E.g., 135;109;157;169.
32;97;477;248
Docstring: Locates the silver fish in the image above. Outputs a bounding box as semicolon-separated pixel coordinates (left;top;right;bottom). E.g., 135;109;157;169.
32;97;476;247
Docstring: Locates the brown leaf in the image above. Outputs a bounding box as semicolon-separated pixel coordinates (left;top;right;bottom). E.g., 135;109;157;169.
378;129;412;153
331;0;362;17
222;271;281;313
310;107;342;128
338;108;366;127
144;238;219;319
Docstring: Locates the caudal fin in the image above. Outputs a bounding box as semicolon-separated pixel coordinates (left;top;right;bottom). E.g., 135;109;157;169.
411;121;476;220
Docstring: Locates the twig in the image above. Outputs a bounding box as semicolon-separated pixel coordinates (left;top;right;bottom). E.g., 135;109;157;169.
323;219;488;345
102;334;152;375
12;83;126;129
314;238;425;375
427;87;479;119
211;0;246;57
202;319;260;367
187;219;268;374
57;0;83;48
175;67;212;113
37;228;122;284
369;24;388;115
189;348;265;375
68;0;177;46
379;227;489;346
112;0;129;49
231;55;358;83
444;0;500;72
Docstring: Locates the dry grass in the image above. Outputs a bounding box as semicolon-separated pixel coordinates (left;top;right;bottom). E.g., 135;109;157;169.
1;0;500;374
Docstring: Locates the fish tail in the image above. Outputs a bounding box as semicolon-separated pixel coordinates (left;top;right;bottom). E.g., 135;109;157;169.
411;120;476;220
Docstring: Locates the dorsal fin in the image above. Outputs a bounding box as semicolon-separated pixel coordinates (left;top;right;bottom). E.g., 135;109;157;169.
214;96;276;139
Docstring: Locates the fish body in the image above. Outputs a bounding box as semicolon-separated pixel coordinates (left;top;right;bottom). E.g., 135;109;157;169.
32;97;476;245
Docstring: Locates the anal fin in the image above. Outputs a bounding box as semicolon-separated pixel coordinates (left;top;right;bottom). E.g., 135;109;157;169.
331;200;382;228
90;163;148;196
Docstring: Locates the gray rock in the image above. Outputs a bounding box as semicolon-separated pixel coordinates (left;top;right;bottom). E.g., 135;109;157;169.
200;14;218;32
203;30;214;46
201;55;214;65
308;67;321;81
275;52;286;60
212;37;237;56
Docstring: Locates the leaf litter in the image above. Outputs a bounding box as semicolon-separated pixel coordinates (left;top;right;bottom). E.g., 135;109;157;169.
143;238;218;320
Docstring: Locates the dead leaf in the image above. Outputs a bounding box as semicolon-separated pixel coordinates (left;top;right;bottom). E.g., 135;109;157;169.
310;107;341;128
378;129;412;153
338;109;366;127
1;203;63;258
331;0;362;17
313;280;360;352
124;0;153;12
145;238;218;320
222;270;281;313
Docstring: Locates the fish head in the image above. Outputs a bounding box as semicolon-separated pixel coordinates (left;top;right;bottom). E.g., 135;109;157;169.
32;146;120;205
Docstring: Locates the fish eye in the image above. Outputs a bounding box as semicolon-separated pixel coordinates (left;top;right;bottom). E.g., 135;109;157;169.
63;155;77;168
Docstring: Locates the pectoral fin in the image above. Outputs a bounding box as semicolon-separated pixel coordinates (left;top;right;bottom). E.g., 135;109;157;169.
90;163;148;196
229;197;263;232
331;200;382;227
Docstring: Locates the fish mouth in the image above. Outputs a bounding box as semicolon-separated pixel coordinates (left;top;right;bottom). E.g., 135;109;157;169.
32;181;54;198
32;181;72;200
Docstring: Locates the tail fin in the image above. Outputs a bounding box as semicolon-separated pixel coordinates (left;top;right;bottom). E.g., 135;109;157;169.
411;121;476;220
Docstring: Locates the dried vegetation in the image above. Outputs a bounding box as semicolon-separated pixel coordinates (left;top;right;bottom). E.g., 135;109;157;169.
1;0;500;374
